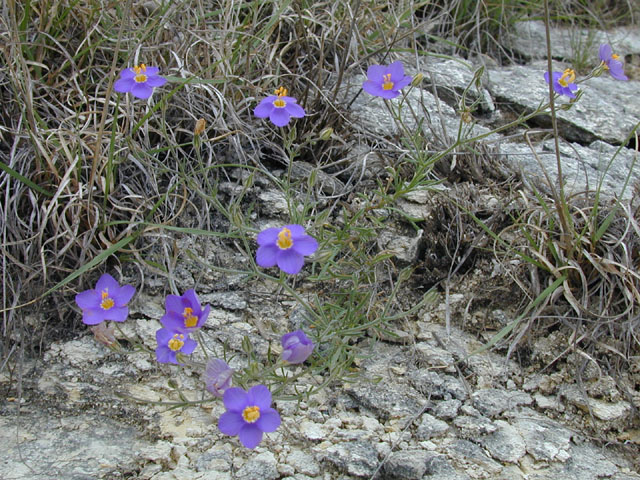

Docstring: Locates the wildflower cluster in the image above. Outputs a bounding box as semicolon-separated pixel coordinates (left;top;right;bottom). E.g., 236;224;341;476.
78;41;629;450
544;43;628;98
75;227;316;448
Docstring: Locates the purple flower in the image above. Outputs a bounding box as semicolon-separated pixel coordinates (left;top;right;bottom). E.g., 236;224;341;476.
599;44;628;81
281;330;314;364
75;273;136;325
256;224;318;275
218;385;281;449
544;69;578;98
254;86;306;127
155;328;197;364
114;64;167;99
204;358;233;397
362;61;412;99
160;289;210;333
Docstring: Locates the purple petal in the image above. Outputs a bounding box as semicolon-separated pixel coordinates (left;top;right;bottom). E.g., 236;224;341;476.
223;387;248;411
254;98;276;118
131;83;153;99
393;75;412;91
218;411;244;435
146;75;166;87
144;66;160;75
76;290;100;310
292;235;318;256
113;284;135;306
238;425;263;449
257;227;280;246
114;78;134;93
284;102;305;118
599;44;612;61
95;273;119;292
199;304;211;327
82;308;108;325
183;290;201;313
181;337;197;355
256;244;278;268
119;68;136;79
156;328;173;345
247;385;272;410
387;61;406;81
256;408;281;432
160;311;185;330
269;108;291;127
362;80;384;97
609;61;628;81
285;224;305;236
378;89;401;100
155;345;175;363
105;306;128;322
366;64;386;82
165;294;185;314
276;250;304;274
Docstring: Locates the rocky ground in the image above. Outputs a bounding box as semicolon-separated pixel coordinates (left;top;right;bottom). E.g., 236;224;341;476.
3;20;640;480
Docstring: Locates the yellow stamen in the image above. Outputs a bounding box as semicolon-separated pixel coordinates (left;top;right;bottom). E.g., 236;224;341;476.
558;68;576;87
382;73;394;90
133;64;148;83
183;307;198;328
612;53;620;60
273;86;287;108
242;405;261;423
168;333;185;351
277;227;293;250
100;290;114;310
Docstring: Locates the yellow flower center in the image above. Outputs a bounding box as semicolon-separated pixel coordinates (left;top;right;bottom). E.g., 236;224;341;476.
183;307;198;328
100;289;115;310
273;86;287;108
382;73;394;90
277;227;293;250
558;68;575;87
612;53;620;60
168;333;185;351
242;405;261;423
133;64;147;83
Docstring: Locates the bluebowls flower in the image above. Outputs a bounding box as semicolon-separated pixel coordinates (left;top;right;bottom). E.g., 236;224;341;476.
155;328;197;364
75;273;135;325
160;289;210;333
114;64;167;99
599;44;628;81
254;86;305;127
544;69;578;98
218;385;281;449
362;61;412;99
256;224;318;275
281;330;314;364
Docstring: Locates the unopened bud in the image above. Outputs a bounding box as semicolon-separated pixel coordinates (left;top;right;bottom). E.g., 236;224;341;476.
318;127;333;141
461;110;473;124
411;73;424;87
194;118;206;136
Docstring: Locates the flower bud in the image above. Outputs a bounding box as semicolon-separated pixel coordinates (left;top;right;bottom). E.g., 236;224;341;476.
204;358;233;397
194;118;206;136
318;127;333;141
411;73;424;87
281;330;314;364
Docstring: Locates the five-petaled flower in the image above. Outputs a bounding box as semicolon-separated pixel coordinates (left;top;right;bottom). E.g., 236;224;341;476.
114;64;167;99
254;87;306;127
218;385;281;449
75;273;136;325
599;44;628;81
544;68;578;98
256;224;318;275
281;330;314;364
155;328;197;364
160;289;210;333
204;358;234;397
362;61;412;99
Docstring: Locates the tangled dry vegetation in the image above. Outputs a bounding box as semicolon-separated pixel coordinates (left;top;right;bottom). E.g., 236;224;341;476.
1;0;639;413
